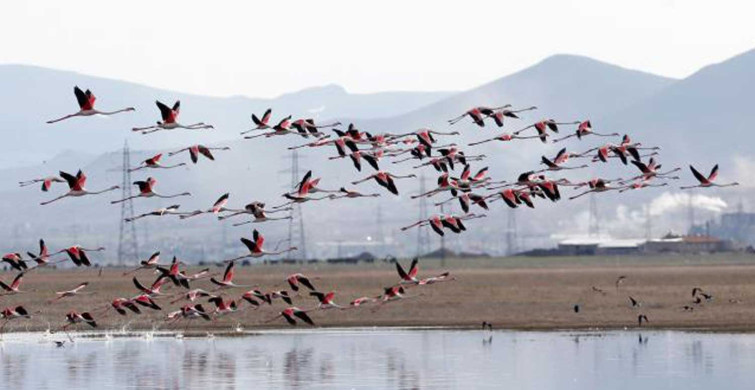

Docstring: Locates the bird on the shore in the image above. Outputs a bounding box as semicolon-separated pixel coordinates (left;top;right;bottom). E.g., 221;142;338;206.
481;321;493;331
628;296;641;308
573;304;580;313
615;276;627;291
638;314;649;327
681;164;739;189
40;170;119;205
46;86;135;124
133;100;214;134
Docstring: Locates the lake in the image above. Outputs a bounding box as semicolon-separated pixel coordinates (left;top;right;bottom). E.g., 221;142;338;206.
1;328;754;389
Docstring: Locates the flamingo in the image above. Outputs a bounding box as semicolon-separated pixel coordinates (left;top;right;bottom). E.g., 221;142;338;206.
468;132;544;146
552;120;619;142
244;115;298;139
154;257;193;289
240;108;273;134
132;100;213;134
170;289;215;304
619;179;669;193
351;171;417;195
537;148;589;172
111;298;142;316
487;106;538;127
223;203;292;226
513;120;580;143
448;105;511;127
46;86;135;124
26;239;60;267
287;273;316;292
19;176;66;192
380;286;406;303
434;192;489;213
63;311;97;329
125;204;184;222
0;306;31;333
2;253;28;271
225;230;297;261
168;144;231;164
291;118;341;138
0;272;25;295
328;187;381;200
330;150;382;172
310;291;344;309
681;165;739;189
272;307;315;326
40;170;119;205
210;261;249;289
129;153;186;172
180;193;231;219
52;245;105;267
122;251;162;275
630;158;681;180
288;135;336;150
111;177;191;204
350;297;376;307
569;179;620;200
131;294;162;311
401;215;448;236
417;272;454;285
395;258;419;284
390;128;460;149
412;173;459;199
133;275;169;296
208;296;239;316
51;282;91;302
273;192;331;209
170;304;211;322
241;289;270;306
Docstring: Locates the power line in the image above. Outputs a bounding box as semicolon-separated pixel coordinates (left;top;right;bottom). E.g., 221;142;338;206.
117;140;139;265
416;174;430;257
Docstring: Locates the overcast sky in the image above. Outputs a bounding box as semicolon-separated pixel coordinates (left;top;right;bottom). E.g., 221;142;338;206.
2;0;753;98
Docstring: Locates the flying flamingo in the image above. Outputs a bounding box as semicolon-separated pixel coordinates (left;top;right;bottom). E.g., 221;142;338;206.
537;148;589;172
240;108;273;134
681;165;739;189
350;297;376;307
390;128;460;149
244;115;297;139
630;158;681;180
26;239;59;267
0;306;31;334
0;272;25;295
222;203;292;226
288;135;336;150
396;258;419;284
553;120;619;142
50;282;91;302
40;170;119;205
122;251;162;275
210;261;249;289
241;289;270;306
417;272;455;285
111;177;191;204
569;179;621;200
291;118;341;137
63;311;97;329
619;179;669;193
170;289;216;304
129;153;186;172
19;176;66;192
401;215;447;236
133;275;169;296
180;193;231;219
125;204;184;222
448;105;511;127
273;192;331;209
168;144;231;164
46;86;135;124
412;173;459;199
131;294;162;311
310;291;344;309
287;273;316;292
225;230;298;262
468;132;544;146
2;253;27;271
513;120;580;143
351;171;417;195
132;100;213;134
167;304;211;323
269;307;315;326
111;298;142;316
208;296;239;316
485;106;538;127
328;187;381;200
51;245;105;267
434;192;489;213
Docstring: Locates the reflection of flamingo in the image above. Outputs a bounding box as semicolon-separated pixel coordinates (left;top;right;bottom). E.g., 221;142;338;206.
46;86;135;124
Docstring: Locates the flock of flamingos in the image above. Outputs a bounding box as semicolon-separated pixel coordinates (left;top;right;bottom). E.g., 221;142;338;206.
0;86;740;337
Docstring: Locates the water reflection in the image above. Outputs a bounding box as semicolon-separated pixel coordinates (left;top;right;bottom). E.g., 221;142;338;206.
0;330;753;389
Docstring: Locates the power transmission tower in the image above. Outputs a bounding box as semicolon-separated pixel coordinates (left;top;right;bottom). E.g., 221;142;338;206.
506;208;518;256
588;193;600;237
284;150;307;261
644;204;652;240
375;203;385;256
416;174;430;257
117;140;139;265
687;190;696;234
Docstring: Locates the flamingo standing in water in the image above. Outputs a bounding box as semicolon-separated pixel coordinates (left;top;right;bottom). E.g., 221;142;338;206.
168;145;231;164
129;153;186;172
351;171;417;195
553;120;619;142
125;204;184;222
681;165;739;189
132;100;213;134
19;176;66;192
40;170;119;205
225;230;298;262
240;108;273;135
46;86;135;124
111;177;191;204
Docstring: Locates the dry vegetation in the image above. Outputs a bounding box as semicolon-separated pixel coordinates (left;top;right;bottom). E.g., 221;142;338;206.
2;254;755;333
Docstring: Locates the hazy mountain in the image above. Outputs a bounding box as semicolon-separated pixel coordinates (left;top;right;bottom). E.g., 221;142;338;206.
0;64;453;167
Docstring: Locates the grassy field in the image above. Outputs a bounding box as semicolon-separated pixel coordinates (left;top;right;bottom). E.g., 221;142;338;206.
2;254;755;333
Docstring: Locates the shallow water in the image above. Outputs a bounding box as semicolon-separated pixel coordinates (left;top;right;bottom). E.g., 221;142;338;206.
1;328;754;389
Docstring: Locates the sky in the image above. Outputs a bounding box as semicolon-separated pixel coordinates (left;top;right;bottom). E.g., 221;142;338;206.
2;0;754;98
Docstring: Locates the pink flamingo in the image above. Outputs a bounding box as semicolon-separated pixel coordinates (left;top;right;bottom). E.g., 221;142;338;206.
40;170;119;205
46;86;135;124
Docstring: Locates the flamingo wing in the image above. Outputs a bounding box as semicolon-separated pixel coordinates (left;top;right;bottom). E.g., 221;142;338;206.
155;101;172;121
708;164;719;182
689;165;708;184
198;146;215;161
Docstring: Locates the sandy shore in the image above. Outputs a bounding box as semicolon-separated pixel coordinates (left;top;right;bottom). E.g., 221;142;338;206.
3;255;755;332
